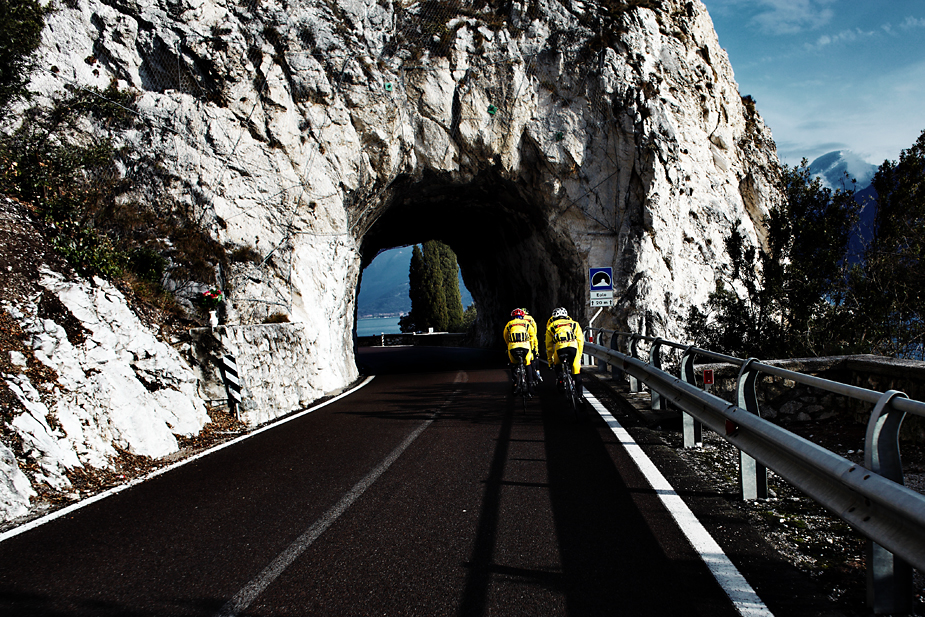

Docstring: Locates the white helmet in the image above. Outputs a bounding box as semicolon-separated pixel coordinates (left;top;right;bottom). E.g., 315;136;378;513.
552;307;568;319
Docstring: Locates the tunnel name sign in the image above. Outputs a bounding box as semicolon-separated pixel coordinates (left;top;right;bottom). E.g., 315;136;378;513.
589;267;613;307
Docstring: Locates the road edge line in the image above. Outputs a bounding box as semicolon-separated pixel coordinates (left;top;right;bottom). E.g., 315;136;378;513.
586;392;774;617
0;376;376;544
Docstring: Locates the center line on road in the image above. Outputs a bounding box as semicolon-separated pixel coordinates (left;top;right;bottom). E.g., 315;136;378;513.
586;392;774;617
216;370;468;617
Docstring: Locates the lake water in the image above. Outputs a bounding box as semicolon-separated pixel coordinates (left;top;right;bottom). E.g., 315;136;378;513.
357;316;402;336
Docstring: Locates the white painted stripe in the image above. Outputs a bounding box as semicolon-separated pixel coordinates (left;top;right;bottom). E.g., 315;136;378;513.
0;376;376;544
216;412;437;617
586;392;774;617
215;370;468;617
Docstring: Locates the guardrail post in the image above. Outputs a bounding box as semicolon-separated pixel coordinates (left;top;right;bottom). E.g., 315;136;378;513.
649;337;665;413
736;358;768;500
629;334;641;393
610;332;624;382
596;331;609;374
680;346;702;448
865;390;912;615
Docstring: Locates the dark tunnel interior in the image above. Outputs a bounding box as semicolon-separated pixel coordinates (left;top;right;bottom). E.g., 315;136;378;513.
357;170;587;348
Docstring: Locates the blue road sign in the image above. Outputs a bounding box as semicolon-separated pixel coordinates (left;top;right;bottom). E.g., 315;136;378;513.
589;267;613;291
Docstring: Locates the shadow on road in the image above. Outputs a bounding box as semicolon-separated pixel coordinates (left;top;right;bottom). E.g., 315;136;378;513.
457;366;734;617
356;346;506;375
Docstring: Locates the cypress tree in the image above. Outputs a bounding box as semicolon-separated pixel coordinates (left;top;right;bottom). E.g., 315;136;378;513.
437;242;464;331
400;244;426;332
421;240;448;331
400;240;465;333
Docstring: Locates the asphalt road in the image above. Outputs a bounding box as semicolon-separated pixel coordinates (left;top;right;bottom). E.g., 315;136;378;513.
1;346;760;616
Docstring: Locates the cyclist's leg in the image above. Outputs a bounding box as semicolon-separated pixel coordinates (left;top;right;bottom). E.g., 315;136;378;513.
507;347;518;392
556;348;575;390
570;351;586;403
524;350;536;394
511;349;527;393
574;373;584;398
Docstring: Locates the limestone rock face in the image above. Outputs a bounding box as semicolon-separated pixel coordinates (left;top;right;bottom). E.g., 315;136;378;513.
25;0;779;385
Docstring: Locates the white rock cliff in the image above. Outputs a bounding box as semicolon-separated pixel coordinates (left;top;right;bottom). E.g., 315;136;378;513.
2;0;782;523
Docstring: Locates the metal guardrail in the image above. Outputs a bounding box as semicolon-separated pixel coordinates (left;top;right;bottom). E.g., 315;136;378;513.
356;332;469;347
583;329;925;615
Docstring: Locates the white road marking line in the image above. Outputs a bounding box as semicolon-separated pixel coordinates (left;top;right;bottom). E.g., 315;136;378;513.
0;376;376;544
216;370;468;616
586;392;774;617
216;413;436;617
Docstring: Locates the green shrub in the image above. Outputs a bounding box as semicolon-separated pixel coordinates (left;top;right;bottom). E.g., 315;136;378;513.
0;82;228;313
0;0;49;110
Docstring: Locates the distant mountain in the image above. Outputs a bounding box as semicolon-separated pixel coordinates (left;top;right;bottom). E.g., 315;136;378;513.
808;150;877;191
356;246;474;317
808;151;879;262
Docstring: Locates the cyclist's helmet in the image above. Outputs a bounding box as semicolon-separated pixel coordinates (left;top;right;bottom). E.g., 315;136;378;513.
551;307;568;319
511;308;525;318
520;307;530;315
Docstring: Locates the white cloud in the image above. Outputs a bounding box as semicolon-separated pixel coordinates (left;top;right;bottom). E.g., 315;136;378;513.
900;16;925;29
760;59;925;166
748;0;836;35
805;27;876;51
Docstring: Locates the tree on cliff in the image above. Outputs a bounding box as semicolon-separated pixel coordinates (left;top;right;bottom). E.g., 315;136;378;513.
399;240;464;332
685;161;859;358
0;0;47;110
846;129;925;358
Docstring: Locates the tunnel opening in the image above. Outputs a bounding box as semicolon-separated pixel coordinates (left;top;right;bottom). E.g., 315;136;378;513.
356;168;587;350
355;243;474;333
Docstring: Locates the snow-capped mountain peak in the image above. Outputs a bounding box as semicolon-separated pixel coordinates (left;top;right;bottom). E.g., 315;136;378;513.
808;150;878;191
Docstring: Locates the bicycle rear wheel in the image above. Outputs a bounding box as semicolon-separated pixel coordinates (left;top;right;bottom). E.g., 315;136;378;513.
564;372;578;417
519;360;528;412
513;360;528;411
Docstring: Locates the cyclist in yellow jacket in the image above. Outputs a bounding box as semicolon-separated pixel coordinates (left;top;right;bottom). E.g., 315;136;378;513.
518;308;543;385
503;308;538;394
545;307;585;401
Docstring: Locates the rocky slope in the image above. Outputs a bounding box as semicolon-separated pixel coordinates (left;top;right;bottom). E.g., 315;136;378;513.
1;197;212;522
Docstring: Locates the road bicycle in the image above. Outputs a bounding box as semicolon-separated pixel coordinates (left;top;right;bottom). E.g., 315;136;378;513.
511;350;530;413
555;350;583;420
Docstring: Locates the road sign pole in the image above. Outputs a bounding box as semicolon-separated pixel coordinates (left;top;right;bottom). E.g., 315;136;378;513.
584;307;603;366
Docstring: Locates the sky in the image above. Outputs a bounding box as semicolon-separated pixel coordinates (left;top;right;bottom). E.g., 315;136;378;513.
700;0;925;167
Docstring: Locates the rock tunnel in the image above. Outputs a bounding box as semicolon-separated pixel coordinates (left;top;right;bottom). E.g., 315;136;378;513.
358;168;589;348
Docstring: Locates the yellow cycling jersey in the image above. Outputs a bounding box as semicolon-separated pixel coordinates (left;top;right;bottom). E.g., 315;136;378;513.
503;317;537;365
545;317;583;370
504;317;536;349
521;313;538;353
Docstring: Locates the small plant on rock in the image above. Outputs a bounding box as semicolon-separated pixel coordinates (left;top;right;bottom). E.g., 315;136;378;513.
200;289;224;310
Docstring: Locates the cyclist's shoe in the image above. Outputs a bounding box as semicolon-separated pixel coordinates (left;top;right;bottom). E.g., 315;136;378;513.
578;396;587;406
